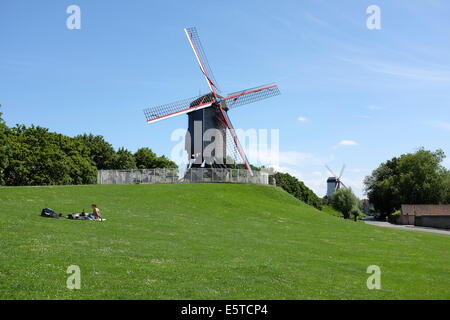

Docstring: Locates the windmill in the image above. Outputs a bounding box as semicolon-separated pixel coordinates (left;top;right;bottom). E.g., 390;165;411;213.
325;164;347;197
143;27;280;176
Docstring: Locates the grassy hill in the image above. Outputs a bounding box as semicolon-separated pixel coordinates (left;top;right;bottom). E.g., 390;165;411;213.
0;184;448;299
321;205;345;218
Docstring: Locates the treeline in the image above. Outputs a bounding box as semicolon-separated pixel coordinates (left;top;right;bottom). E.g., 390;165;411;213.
364;148;450;217
0;106;176;186
271;172;323;210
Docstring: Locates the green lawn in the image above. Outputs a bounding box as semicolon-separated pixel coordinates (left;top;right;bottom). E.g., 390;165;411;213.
321;205;344;217
0;184;449;299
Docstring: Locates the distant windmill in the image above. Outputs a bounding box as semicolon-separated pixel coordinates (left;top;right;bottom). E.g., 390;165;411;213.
325;164;347;197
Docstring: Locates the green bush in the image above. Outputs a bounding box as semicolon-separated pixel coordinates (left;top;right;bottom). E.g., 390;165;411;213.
273;172;322;210
330;188;360;219
3;125;97;186
388;210;401;224
134;147;177;169
0;105;7;185
349;207;362;221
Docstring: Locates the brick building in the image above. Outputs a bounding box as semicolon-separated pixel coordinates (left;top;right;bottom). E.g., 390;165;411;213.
398;205;450;229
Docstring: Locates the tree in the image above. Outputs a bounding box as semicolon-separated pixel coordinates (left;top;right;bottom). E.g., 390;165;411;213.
273;172;322;210
363;158;401;216
3;125;97;185
0;106;177;185
153;154;178;169
134;147;157;169
58;134;98;184
112;147;136;170
444;170;450;204
330;188;360;219
75;133;116;170
350;207;361;222
364;148;449;217
0;104;8;185
134;148;178;169
396;148;447;204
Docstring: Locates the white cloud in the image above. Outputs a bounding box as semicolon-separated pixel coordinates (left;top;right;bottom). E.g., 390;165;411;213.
333;140;358;149
271;165;304;180
279;151;331;167
298;116;307;122
367;105;382;111
428;120;450;132
250;149;330;168
301;177;327;196
339;140;358;146
339;177;366;199
367;63;450;82
338;57;450;82
304;12;328;27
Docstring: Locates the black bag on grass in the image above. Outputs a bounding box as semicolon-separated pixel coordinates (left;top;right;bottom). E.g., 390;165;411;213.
41;208;62;218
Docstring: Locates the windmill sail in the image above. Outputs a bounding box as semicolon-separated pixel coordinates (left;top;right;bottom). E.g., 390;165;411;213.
224;84;280;110
144;94;216;123
218;106;253;176
325;164;347;192
184;27;221;96
325;165;337;178
338;164;346;179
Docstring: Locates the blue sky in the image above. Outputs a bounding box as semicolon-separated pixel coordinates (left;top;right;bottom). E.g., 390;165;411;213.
1;0;449;197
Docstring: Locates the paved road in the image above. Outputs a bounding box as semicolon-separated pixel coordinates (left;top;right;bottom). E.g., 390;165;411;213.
363;217;450;236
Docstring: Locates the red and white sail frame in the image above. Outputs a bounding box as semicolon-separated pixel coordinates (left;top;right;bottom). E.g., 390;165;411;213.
184;27;220;99
217;105;254;176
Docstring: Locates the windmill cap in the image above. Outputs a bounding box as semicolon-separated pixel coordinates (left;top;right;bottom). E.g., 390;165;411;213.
327;177;337;182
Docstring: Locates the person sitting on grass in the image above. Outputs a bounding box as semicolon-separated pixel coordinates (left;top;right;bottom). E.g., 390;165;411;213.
91;204;102;221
